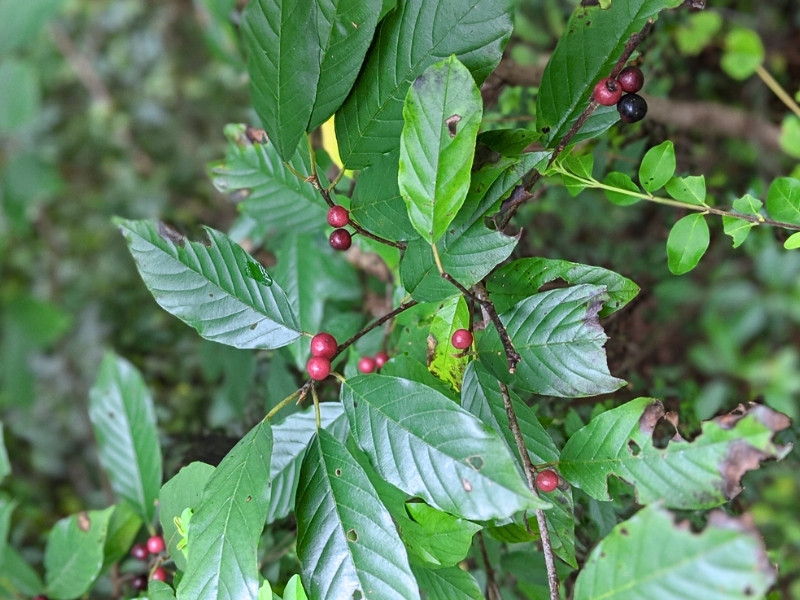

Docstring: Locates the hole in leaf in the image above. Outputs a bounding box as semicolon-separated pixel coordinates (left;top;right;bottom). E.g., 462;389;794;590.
744;586;753;596
445;114;461;137
352;591;363;600
335;468;342;477
652;417;677;449
466;455;484;471
353;401;358;408
627;440;641;456
346;529;358;542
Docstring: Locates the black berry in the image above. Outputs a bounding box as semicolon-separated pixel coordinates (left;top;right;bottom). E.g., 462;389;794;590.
617;66;644;93
617;94;648;124
327;206;350;228
329;229;352;251
131;575;148;591
306;356;331;380
536;469;559;493
310;332;337;359
451;329;473;350
130;543;149;561
592;77;622;107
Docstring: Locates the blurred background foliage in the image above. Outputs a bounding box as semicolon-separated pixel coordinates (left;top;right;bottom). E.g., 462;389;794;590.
0;0;799;597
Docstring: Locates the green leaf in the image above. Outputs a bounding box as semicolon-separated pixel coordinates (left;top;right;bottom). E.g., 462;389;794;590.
0;545;44;596
295;429;419;600
351;150;419;242
666;213;710;275
88;352;162;523
674;10;722;56
478;285;625;397
733;193;763;216
282;574;308;600
44;507;114;600
267;403;349;524
0;422;9;482
766;176;800;225
665;175;706;205
779;115;800;159
639;141;676;193
428;297;470;390
403;502;481;568
101;502;143;572
159;462;215;573
460;362;576;568
399;56;482;243
176;421;273;600
335;0;513;169
560;399;791;509
210;125;328;242
380;354;459;402
536;0;681;147
477;128;540;156
149;580;178;600
784;232;800;250
341;375;548;520
721;28;764;81
0;0;64;53
412;564;483;599
722;216;754;249
573;504;776;600
0;493;14;549
0;59;40;134
603;171;641;206
486;257;640;317
242;0;382;160
115;218;302;349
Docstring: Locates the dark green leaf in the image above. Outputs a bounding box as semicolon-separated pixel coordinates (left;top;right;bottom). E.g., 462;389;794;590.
666;213;710;275
88;352;162;523
0;59;40;135
379;354;459;401
399;56;482;243
412;564;483;599
335;0;513;169
0;0;64;53
722;216;754;249
603;171;641;206
536;0;680;147
403;502;481;568
428;296;470;390
665;175;706;205
242;0;382;159
478;285;625;396
0;546;44;596
149;580;178;600
476;129;540;156
351;150;418;242
733;193;763;216
115;218;302;349
639;141;676;193
0;493;14;548
44;507;114;600
159;462;216;573
766;176;800;225
574;504;776;600
560;399;792;509
460;362;576;567
267;403;349;524
0;422;9;482
176;421;273;600
341;375;548;520
210;125;328;242
486;257;640;316
295;429;419;600
101;502;143;572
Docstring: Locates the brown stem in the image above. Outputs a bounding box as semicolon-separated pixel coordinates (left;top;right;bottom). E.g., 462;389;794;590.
334;301;418;359
308;174;407;250
473;283;521;373
499;382;559;600
477;531;503;600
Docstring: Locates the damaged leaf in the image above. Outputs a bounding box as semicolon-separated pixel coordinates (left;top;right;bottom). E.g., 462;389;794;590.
574;504;776;600
560;398;791;509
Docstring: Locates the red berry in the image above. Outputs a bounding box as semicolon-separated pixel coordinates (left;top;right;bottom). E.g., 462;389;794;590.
617;66;644;93
306;356;331;380
592;77;622;106
617;93;648;123
329;229;352;251
451;329;473;350
130;543;149;561
311;332;337;359
357;356;376;374
536;469;559;493
327;206;350;228
131;575;148;591
151;567;168;582
374;351;389;368
146;535;165;554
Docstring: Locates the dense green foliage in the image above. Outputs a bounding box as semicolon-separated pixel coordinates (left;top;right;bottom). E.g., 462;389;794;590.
1;0;800;599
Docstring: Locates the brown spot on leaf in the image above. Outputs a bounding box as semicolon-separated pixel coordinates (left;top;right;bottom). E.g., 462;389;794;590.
719;441;769;500
714;404;749;430
77;511;91;532
445;114;461;137
462;477;472;492
583;296;605;334
426;334;437;366
245;127;267;144
229;188;251;203
708;511;774;576
619;527;629;536
638;400;665;434
157;221;185;247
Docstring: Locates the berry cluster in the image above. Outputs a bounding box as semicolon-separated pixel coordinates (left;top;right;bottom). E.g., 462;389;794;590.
307;332;337;380
358;351;389;374
592;66;648;124
327;206;352;251
128;534;168;592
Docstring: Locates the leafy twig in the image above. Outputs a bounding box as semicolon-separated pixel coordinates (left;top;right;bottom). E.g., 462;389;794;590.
499;382;559;600
334;301;419;359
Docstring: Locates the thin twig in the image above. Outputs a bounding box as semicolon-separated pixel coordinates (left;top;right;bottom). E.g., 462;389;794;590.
477;531;503;600
264;383;309;421
473;283;521;373
499;382;559;600
334;301;418;358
